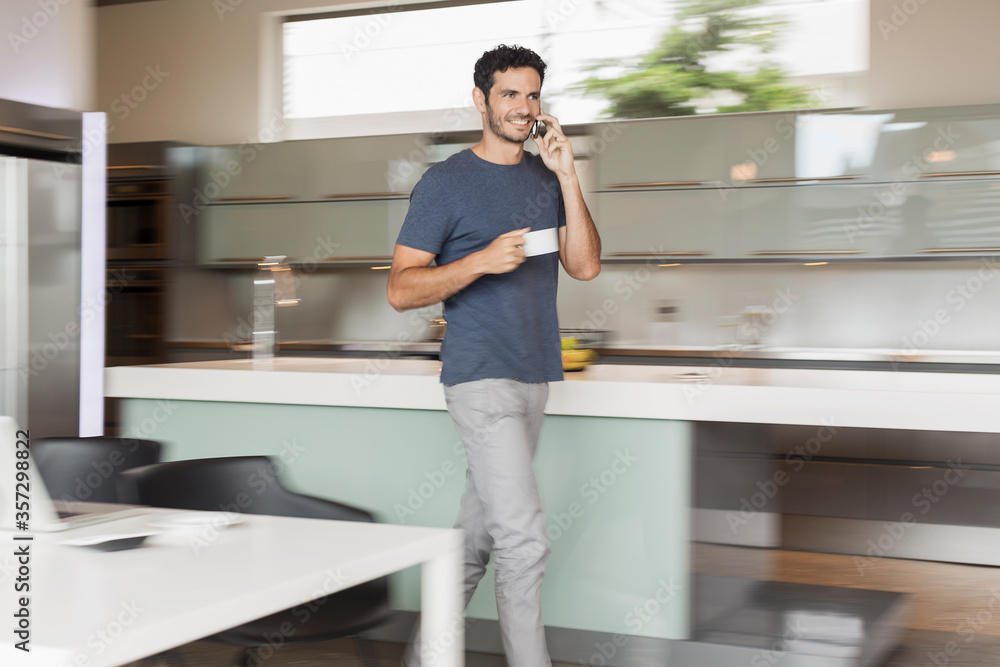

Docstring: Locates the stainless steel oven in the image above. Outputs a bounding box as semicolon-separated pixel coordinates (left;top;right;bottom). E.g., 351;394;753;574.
105;264;167;367
106;174;171;261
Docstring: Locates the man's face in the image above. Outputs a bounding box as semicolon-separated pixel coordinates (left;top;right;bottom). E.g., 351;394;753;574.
480;67;541;145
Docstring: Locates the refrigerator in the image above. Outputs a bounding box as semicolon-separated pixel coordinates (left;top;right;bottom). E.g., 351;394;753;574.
0;98;105;438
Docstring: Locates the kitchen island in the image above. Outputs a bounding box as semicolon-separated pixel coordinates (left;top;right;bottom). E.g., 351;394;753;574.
106;356;1000;431
105;357;1000;658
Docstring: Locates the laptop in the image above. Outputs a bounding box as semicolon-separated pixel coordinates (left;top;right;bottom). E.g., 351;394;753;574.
0;416;148;532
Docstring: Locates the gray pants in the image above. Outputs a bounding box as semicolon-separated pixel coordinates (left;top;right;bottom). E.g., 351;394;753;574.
405;379;552;667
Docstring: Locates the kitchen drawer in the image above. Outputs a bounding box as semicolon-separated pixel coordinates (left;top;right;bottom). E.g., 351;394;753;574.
783;460;1000;529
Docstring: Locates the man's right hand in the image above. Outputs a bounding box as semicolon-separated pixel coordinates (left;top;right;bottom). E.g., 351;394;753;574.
388;227;530;312
479;227;530;274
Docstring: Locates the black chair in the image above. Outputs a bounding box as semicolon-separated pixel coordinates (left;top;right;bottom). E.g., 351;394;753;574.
120;456;391;667
32;436;162;504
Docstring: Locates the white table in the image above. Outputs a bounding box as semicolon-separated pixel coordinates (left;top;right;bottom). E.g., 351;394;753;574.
0;510;463;667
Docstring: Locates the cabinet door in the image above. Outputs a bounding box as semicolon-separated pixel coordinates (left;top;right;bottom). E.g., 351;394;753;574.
596;188;733;259
199;200;407;265
891;179;1000;255
306;134;470;198
595;116;726;188
732;184;903;258
304;134;430;198
721;113;798;185
205;143;310;201
871;106;1000;181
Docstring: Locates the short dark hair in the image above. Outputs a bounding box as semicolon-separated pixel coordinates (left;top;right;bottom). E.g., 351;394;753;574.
474;44;547;99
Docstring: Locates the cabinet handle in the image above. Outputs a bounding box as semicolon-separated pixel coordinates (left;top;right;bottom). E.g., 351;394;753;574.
748;175;865;184
215;196;294;202
920;170;1000;178
323;192;409;200
215;256;397;264
606;251;711;257
107;165;164;171
609;181;706;188
749;250;867;256
919;247;1000;253
0;125;73;141
216;256;397;263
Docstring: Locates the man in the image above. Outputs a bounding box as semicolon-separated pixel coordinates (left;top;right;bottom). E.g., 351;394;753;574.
388;44;601;667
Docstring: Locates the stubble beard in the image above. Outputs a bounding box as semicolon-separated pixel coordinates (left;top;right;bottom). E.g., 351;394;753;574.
485;100;529;145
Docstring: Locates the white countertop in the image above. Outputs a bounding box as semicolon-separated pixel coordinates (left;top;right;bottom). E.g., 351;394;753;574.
105;358;1000;433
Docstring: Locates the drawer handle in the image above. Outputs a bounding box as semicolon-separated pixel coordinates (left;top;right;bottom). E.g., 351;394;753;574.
749;250;867;256
606;251;711;257
919;247;1000;253
920;170;1000;178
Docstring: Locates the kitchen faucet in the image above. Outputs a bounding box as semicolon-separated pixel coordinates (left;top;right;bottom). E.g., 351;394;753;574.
252;256;300;364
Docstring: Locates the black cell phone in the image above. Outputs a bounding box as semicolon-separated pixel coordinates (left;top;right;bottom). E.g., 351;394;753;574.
530;120;546;139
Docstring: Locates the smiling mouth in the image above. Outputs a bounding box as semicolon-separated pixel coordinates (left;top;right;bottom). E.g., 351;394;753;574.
508;118;532;130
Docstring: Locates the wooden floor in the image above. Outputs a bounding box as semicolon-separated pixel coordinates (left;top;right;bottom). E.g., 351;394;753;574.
129;548;1000;666
697;545;1000;667
134;640;579;666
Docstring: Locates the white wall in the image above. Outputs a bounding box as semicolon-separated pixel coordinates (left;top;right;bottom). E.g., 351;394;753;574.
869;0;1000;109
96;0;1000;145
96;0;353;145
0;0;95;111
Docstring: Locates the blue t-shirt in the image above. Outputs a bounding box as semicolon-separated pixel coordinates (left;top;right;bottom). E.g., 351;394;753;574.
395;149;566;386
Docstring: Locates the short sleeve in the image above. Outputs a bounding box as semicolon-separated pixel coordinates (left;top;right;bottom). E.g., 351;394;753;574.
395;170;450;256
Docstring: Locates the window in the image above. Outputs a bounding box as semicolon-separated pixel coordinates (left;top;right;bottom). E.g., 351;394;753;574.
282;0;869;139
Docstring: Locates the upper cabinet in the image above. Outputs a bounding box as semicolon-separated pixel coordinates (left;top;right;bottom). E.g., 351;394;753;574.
199;200;408;265
596;188;735;259
204;142;311;201
890;179;1000;256
730;184;903;258
202;134;429;203
593;104;1000;260
307;134;430;197
192;104;1000;266
195;134;463;266
721;113;799;185
869;105;1000;182
595;116;727;188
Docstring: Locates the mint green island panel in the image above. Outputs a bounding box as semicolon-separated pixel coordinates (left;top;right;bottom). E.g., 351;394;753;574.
119;399;691;640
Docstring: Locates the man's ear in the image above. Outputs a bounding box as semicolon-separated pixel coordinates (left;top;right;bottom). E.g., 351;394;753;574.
472;86;487;113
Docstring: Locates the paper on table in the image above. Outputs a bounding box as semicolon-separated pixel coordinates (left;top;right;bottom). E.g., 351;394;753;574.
521;228;559;257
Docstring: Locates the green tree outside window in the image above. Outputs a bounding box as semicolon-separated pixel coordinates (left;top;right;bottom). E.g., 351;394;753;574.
579;0;817;119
